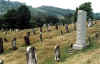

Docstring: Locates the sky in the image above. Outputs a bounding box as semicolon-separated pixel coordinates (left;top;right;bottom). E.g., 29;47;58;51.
10;0;100;13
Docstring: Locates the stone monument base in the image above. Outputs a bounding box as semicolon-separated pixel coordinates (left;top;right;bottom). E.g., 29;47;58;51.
72;43;87;50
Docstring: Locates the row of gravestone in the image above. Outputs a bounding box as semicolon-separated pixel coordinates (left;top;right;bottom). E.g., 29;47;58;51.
0;45;61;64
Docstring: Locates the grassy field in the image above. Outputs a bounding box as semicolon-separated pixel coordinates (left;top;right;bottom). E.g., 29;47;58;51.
0;21;100;64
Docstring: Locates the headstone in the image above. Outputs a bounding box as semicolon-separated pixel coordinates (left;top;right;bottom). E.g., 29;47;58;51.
60;30;63;35
24;36;30;46
65;24;69;32
0;38;3;54
12;38;17;50
40;32;43;42
27;32;30;37
26;46;37;64
0;60;3;64
32;29;36;35
55;24;58;30
3;38;8;42
88;18;92;27
73;10;87;50
54;45;60;62
40;27;42;33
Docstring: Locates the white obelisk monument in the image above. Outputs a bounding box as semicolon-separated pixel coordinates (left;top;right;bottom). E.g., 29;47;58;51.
73;10;87;50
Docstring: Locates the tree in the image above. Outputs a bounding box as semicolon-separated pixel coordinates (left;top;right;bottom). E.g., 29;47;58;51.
79;2;93;20
16;5;31;28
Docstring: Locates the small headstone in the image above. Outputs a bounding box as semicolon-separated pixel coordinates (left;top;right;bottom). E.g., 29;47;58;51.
88;18;92;27
65;24;69;32
55;25;58;30
0;38;3;54
60;30;63;35
3;38;8;42
12;38;17;50
40;27;42;32
54;45;60;62
27;32;30;37
0;60;3;64
32;29;36;35
26;46;37;64
40;32;43;42
24;36;30;46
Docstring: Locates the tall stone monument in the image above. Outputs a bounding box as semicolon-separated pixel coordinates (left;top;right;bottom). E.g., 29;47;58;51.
73;10;87;50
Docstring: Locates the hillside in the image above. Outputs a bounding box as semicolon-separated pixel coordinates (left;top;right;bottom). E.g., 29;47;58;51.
0;0;22;15
0;21;99;64
29;6;74;17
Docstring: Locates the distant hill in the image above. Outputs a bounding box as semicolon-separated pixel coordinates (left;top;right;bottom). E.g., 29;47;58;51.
29;6;75;17
93;13;100;20
0;0;22;15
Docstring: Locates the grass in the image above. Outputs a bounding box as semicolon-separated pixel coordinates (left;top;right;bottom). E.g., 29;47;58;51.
0;22;100;64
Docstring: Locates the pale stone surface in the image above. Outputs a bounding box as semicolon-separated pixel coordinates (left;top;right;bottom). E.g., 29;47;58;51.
88;18;92;27
54;45;60;62
0;60;3;64
73;10;87;50
26;46;37;64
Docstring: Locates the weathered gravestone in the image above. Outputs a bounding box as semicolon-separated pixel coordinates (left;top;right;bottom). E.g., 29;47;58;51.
0;60;3;64
65;24;69;32
0;38;3;54
54;45;60;62
73;10;87;50
12;38;17;50
26;46;37;64
24;36;30;46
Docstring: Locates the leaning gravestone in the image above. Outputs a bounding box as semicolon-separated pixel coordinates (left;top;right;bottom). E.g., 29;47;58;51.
0;38;3;54
12;38;17;50
54;45;60;62
73;10;87;50
26;46;37;64
0;60;3;64
24;36;30;46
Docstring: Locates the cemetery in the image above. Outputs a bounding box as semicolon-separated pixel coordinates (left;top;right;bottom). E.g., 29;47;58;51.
0;0;100;64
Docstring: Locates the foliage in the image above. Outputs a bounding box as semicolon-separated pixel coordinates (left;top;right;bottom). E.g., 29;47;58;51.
79;2;93;20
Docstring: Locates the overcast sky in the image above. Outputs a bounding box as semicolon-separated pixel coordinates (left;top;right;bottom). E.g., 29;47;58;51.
10;0;100;13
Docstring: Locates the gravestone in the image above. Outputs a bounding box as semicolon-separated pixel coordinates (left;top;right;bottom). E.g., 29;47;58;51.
40;27;42;33
24;36;30;46
32;29;36;35
88;18;92;27
55;24;58;30
40;32;43;42
12;38;17;50
26;46;37;64
73;10;87;50
54;45;60;62
27;32;30;37
65;24;69;32
0;38;3;54
3;38;8;42
60;30;63;35
0;60;3;64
